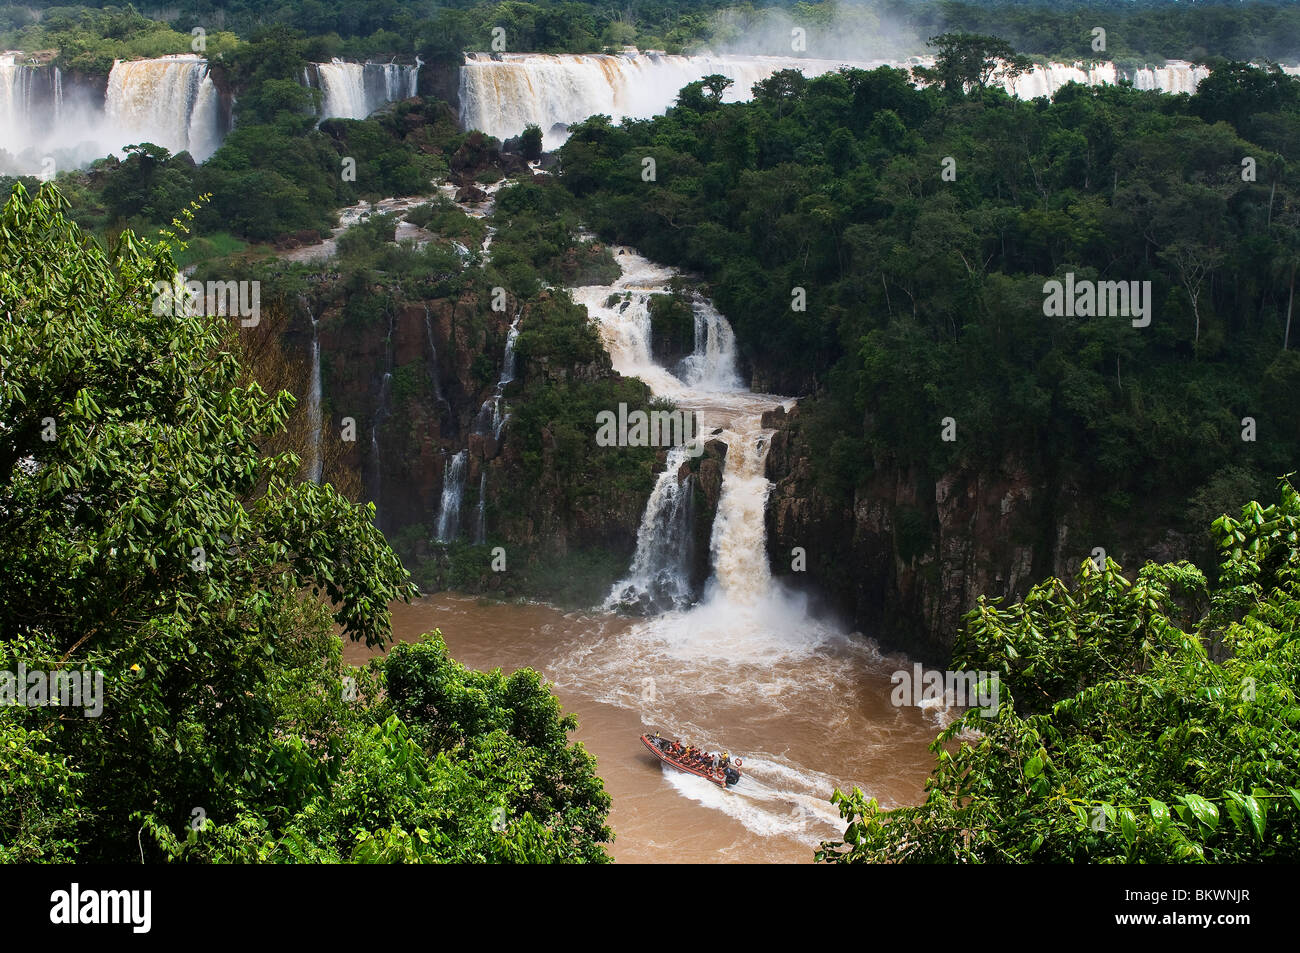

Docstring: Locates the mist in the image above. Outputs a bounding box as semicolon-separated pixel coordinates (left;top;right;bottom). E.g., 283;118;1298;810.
700;3;929;64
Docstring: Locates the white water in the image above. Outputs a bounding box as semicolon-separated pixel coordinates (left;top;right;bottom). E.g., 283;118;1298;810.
314;59;419;120
461;52;870;149
435;449;469;541
460;52;1234;148
607;445;696;612
1;52;222;172
303;298;323;484
2;52;419;173
551;244;913;845
475;471;488;544
104;55;224;162
473;310;522;439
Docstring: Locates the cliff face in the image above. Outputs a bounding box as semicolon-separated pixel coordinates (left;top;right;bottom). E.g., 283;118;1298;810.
316;288;506;536
763;404;1191;664
308;281;659;590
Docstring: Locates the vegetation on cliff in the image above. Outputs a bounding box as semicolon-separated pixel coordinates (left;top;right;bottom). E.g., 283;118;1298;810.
560;43;1300;621
818;477;1300;863
0;183;612;862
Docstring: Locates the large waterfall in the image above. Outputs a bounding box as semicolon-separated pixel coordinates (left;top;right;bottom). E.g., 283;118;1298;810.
461;52;865;148
460;52;1229;147
0;53;62;166
309;59;420;120
105;55;223;162
0;53;220;172
547;244;887;842
573;249;778;613
1;53;417;173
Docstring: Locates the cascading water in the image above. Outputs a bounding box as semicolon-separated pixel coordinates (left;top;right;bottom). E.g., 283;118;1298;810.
2;53;423;172
435;450;469;541
573;251;757;611
475;472;488;544
459;53;1232;148
473;311;522;439
302;298;324;484
105;55;224;161
460;52;865;149
678;298;743;391
0;53;60;164
606;445;696;612
548;244;902;844
368;312;395;528
313;59;420;120
2;52;225;172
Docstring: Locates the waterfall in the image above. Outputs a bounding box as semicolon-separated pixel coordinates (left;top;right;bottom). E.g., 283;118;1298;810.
423;305;451;422
368;311;395;526
303;298;323;484
105;55;223;161
460;52;862;149
459;53;1241;148
606;446;696;612
1125;62;1211;93
705;422;775;605
187;73;222;161
579;247;763;612
679;298;742;391
316;60;368;119
314;59;420;120
1;55;58;165
1;51;424;172
435;450;469;541
475;471;487;544
473;311;522;439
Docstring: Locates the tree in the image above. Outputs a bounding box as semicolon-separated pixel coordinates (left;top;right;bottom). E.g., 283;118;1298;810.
0;183;415;858
817;479;1300;863
913;33;1033;96
0;182;616;863
520;123;544;162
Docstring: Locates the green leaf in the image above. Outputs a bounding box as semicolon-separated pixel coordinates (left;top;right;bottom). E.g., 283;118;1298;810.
1148;798;1171;831
1242;795;1266;842
1178;794;1219;832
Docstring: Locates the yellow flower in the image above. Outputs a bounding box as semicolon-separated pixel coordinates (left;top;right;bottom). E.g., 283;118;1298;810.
130;664;141;672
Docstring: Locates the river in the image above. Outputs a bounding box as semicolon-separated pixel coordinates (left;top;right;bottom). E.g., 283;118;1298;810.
344;594;945;863
341;246;947;863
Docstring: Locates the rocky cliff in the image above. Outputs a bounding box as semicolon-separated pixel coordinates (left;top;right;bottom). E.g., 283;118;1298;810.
763;403;1194;663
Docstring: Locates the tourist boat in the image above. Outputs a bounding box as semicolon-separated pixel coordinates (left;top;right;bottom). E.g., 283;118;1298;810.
640;734;742;788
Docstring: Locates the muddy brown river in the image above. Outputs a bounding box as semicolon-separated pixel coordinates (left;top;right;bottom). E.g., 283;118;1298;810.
344;594;947;864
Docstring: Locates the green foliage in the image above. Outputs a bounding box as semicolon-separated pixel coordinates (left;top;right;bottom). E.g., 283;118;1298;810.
913;33;1034;95
520;123;544;162
817;478;1300;863
0;183;608;863
562;56;1300;545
